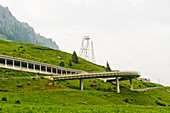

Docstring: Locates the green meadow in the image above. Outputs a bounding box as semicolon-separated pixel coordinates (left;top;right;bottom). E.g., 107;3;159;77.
0;77;169;112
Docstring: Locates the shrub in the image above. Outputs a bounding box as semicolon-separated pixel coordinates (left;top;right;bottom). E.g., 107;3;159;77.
158;97;162;100
124;98;135;103
19;46;23;48
27;82;31;85
124;98;129;103
155;100;167;106
53;81;55;86
69;60;72;66
15;100;21;104
59;61;65;67
16;84;23;87
41;76;45;79
90;84;94;87
96;87;101;90
2;97;7;101
107;87;112;91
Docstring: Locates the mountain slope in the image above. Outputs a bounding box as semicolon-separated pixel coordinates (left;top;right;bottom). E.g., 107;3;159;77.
0;5;59;50
0;40;105;72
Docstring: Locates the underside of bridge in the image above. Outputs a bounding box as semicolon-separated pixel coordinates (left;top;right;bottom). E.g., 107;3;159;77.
53;72;140;93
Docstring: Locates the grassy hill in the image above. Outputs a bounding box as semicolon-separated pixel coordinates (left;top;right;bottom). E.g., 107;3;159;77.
0;40;169;112
0;76;169;112
0;40;105;72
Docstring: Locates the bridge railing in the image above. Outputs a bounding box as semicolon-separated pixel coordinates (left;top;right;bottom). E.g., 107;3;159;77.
83;71;140;76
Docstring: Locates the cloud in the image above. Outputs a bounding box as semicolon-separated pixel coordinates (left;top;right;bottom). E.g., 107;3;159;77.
128;0;145;7
65;0;100;5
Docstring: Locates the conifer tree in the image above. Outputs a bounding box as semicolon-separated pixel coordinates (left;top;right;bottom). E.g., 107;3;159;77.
106;61;111;72
72;51;79;63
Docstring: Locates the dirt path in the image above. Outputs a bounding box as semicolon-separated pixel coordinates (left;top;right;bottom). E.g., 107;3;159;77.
133;87;162;92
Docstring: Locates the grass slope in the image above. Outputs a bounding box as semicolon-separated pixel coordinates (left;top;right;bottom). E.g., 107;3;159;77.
0;105;169;113
0;77;169;105
0;77;169;112
0;40;170;112
0;40;105;72
0;67;47;77
0;68;169;112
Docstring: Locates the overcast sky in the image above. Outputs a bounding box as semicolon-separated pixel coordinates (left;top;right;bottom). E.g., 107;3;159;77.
0;0;170;86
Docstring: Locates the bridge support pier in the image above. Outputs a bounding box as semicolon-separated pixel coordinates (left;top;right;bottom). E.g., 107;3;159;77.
27;63;29;71
39;65;41;73
33;64;35;72
116;77;120;93
20;61;22;69
13;60;15;69
130;78;133;90
5;58;7;68
46;66;47;74
51;68;53;74
80;79;83;90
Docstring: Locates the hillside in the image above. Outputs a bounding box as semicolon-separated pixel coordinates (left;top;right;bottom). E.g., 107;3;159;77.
0;5;59;50
0;40;105;72
0;69;169;112
0;41;169;112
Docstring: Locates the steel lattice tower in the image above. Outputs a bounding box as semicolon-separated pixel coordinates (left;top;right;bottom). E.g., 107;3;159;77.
79;36;90;60
91;41;95;63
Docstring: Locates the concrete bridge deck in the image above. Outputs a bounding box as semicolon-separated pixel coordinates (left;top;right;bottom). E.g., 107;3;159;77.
52;71;140;80
50;71;140;93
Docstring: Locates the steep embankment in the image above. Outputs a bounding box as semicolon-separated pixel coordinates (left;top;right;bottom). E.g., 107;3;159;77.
0;5;59;50
0;40;105;72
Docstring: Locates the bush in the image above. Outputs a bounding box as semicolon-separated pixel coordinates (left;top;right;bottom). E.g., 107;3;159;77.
15;100;21;104
41;76;45;79
124;98;129;103
52;81;55;85
27;82;31;85
123;98;135;104
90;84;94;87
155;100;167;106
19;46;23;48
69;60;72;66
96;87;101;90
2;97;7;101
107;87;112;91
16;84;23;87
158;97;162;100
59;61;65;67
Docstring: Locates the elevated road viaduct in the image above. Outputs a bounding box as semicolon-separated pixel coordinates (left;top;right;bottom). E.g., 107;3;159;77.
0;55;140;93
